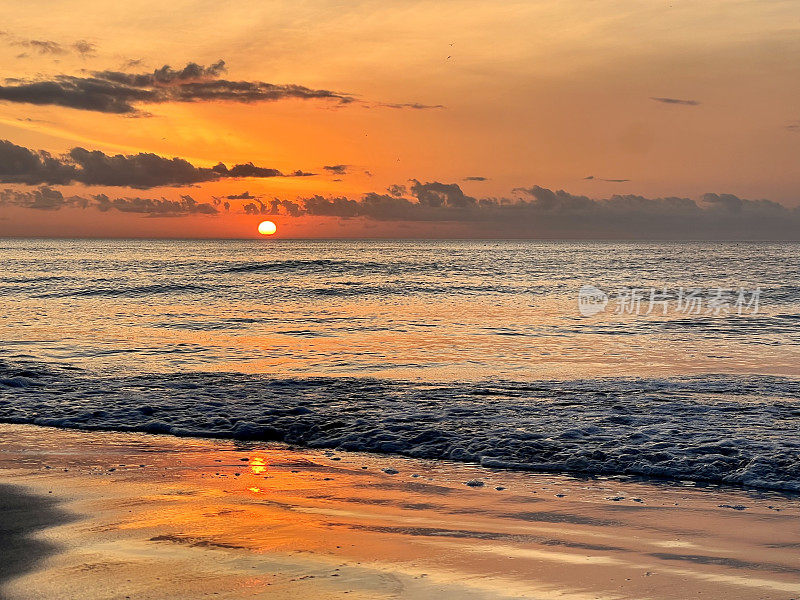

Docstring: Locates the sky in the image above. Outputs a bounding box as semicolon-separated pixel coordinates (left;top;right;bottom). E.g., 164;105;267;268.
1;0;800;238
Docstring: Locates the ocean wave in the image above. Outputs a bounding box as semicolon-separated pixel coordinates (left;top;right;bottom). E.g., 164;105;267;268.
221;259;383;274
1;360;798;492
33;282;211;298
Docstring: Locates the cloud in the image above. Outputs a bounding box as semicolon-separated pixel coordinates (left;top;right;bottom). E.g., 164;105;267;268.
257;180;800;239
72;40;97;57
0;139;296;188
585;175;631;182
1;186;216;216
463;176;488;181
650;97;700;106
0;186;73;210
94;193;217;216
7;36;96;58
323;164;348;175
0;60;354;114
225;191;257;200
20;40;66;55
7;176;798;238
216;162;282;178
377;102;445;110
242;198;302;217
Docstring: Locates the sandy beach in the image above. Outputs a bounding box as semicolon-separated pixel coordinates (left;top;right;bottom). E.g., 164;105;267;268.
0;423;797;600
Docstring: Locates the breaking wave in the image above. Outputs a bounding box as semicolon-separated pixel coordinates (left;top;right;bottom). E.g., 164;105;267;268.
1;359;799;492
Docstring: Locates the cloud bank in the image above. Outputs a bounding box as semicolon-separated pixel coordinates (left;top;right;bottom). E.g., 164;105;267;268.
0;139;299;188
1;187;217;216
4;177;799;238
255;180;800;239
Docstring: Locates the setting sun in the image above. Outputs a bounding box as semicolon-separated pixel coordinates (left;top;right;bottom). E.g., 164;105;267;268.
258;221;277;235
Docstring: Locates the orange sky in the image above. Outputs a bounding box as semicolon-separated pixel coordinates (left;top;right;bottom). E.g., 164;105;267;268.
1;0;799;237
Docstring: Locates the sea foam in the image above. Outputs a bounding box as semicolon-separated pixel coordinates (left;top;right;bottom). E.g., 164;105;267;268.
1;359;798;492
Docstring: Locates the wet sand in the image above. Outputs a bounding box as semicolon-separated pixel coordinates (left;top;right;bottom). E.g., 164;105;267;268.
0;423;798;600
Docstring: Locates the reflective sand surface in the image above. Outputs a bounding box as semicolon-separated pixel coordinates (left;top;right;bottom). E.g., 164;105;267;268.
1;424;798;600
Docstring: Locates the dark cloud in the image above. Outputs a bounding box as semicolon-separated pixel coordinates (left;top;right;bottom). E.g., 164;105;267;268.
258;180;800;239
0;77;158;113
214;162;282;178
1;187;216;216
650;97;700;106
0;186;72;210
585;175;631;182
0;140;78;185
94;60;228;86
0;60;354;114
387;184;407;197
0;139;294;188
377;102;445;110
94;193;217;216
288;170;316;177
410;179;477;208
243;198;304;216
463;176;488;181
323;164;348;175
225;191;257;200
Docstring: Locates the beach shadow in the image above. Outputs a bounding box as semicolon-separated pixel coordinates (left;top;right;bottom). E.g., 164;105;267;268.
0;484;76;599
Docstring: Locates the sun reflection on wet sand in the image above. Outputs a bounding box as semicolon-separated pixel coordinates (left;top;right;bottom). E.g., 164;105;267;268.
1;424;799;600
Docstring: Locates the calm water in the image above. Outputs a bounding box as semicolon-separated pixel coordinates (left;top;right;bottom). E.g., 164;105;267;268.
2;239;799;379
2;239;800;491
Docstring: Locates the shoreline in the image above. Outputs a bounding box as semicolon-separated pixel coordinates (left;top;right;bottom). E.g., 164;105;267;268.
2;420;798;498
1;423;799;599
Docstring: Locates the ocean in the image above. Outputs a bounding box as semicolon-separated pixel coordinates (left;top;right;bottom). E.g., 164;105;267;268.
2;239;799;491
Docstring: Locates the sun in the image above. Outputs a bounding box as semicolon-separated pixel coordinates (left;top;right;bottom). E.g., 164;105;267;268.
257;220;277;235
